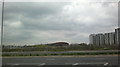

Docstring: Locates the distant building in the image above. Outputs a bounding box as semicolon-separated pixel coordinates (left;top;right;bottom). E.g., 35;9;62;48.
2;45;23;49
99;34;105;45
48;42;69;46
105;33;110;45
89;28;119;46
89;34;96;45
104;33;110;45
109;32;115;45
115;28;120;45
95;34;100;46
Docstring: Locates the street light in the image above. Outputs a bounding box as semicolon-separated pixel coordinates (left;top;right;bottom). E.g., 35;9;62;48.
1;0;4;46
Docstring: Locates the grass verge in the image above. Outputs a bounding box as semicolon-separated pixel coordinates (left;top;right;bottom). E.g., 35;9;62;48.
2;52;119;56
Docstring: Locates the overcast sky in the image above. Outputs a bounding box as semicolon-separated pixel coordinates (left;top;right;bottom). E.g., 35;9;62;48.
0;0;119;45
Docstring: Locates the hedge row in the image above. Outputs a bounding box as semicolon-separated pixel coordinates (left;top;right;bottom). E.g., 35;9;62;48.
2;52;119;56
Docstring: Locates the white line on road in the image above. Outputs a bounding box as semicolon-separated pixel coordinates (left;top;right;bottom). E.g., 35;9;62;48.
104;63;109;66
38;63;46;66
41;63;46;65
73;63;79;65
47;59;55;60
12;64;19;65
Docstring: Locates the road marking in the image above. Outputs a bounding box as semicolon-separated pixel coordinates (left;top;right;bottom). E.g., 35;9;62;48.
12;64;19;65
38;63;46;66
67;62;106;65
47;59;55;60
104;63;109;66
41;63;46;65
73;63;79;65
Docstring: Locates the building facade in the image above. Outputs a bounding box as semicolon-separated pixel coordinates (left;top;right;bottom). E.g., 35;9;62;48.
115;28;120;45
89;34;96;45
99;34;105;46
109;32;115;45
95;34;100;46
89;28;119;46
104;33;110;45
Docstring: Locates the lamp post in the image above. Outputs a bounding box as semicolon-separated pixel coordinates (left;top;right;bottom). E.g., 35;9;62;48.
1;0;4;46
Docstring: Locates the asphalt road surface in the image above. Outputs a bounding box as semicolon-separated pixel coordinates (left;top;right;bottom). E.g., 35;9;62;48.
2;55;119;67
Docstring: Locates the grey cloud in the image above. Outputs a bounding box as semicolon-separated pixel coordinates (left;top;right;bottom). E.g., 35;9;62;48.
4;2;69;20
2;2;118;45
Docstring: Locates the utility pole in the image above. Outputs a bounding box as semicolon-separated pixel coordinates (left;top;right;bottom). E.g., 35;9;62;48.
1;0;4;46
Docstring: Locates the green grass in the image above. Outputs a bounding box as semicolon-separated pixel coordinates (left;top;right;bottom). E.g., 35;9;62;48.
2;52;119;56
2;45;119;56
2;45;118;52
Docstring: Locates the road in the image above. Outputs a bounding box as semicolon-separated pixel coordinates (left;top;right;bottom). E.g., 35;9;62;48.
2;55;119;67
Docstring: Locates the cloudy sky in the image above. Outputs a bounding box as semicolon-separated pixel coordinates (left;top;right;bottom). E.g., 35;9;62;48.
0;0;119;45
